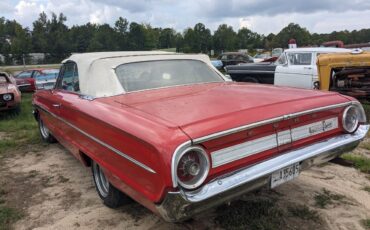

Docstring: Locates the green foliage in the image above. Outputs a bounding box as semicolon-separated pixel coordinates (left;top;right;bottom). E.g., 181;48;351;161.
0;206;22;230
361;219;370;229
215;198;285;230
314;188;346;208
2;13;370;64
287;204;320;221
0;189;22;230
363;186;370;193
0;93;40;155
341;154;370;174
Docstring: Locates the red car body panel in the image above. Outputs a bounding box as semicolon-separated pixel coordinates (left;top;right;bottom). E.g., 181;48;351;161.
33;81;353;209
112;82;348;139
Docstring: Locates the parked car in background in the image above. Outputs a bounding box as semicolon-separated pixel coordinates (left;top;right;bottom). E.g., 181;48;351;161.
211;59;223;70
33;51;368;222
253;53;271;63
34;69;59;90
226;47;351;88
15;68;59;92
0;72;21;114
317;50;370;98
217;52;253;68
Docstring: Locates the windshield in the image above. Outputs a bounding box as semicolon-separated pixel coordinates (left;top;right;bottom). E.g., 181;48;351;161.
16;71;33;79
115;60;224;92
36;73;58;81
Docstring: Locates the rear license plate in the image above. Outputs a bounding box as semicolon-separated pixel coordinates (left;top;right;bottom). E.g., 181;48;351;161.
271;163;300;188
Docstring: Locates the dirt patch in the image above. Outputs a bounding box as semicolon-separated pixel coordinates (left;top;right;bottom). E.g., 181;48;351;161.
0;144;369;230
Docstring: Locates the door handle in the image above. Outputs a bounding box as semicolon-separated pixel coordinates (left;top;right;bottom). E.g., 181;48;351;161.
52;103;61;108
304;67;312;70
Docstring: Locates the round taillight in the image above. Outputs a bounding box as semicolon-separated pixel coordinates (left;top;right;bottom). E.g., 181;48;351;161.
342;105;360;133
176;146;210;190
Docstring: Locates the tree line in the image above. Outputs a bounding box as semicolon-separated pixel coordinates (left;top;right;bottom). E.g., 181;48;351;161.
1;12;370;64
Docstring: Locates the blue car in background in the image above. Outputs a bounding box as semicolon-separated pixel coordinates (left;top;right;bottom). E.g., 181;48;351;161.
211;60;223;70
35;69;59;90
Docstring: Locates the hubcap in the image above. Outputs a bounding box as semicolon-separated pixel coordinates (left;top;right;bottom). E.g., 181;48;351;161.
40;119;50;138
93;163;109;197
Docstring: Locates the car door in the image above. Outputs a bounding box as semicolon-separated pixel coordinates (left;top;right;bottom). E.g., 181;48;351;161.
274;52;315;89
52;61;82;157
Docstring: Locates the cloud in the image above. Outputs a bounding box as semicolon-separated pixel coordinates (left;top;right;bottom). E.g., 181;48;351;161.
4;0;370;36
198;0;370;18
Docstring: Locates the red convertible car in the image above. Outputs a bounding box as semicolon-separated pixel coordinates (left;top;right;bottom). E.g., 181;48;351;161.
32;51;368;222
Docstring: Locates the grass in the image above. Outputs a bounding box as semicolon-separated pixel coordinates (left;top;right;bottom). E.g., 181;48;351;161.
0;189;22;230
341;154;370;174
361;219;370;229
314;188;346;208
0;207;22;230
363;186;370;193
215;198;285;230
0;93;41;155
287;204;320;221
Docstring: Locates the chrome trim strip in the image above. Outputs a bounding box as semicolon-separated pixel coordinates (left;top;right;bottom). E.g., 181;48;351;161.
17;84;31;87
35;104;156;174
212;134;277;168
211;117;339;168
193;101;355;144
185;124;369;203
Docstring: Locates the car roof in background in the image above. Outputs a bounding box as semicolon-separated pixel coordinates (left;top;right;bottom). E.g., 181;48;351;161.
285;47;351;53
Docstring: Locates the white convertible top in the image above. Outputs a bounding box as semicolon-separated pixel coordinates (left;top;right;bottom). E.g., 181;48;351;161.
62;51;218;97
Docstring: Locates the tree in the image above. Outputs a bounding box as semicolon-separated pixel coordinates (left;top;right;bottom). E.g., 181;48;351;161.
272;23;311;48
183;23;211;53
213;24;237;53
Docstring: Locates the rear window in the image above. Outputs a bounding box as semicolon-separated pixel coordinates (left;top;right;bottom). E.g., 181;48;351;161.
115;60;223;92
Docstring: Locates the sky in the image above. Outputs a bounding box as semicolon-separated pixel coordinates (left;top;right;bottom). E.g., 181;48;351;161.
1;0;370;35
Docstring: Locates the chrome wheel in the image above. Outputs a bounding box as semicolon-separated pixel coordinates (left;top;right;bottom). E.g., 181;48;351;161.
93;162;110;198
39;119;50;138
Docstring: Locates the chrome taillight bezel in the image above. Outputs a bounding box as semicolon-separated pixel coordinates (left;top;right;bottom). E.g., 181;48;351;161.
342;104;366;133
173;145;210;190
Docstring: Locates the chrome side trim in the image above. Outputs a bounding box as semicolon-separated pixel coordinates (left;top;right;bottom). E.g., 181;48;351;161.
35;104;156;174
193;101;355;144
17;84;31;87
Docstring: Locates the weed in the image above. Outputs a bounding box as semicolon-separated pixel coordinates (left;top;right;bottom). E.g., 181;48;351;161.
58;175;69;183
0;93;40;155
341;154;370;174
363;186;370;193
287;204;320;221
215;198;284;230
361;219;370;229
314;188;346;208
0;206;22;230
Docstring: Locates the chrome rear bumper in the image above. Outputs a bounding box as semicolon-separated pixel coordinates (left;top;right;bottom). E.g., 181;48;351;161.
156;125;369;222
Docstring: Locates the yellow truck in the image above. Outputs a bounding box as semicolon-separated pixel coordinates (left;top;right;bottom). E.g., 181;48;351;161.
317;51;370;98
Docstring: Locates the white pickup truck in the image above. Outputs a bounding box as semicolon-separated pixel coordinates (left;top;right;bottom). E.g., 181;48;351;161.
226;47;351;89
